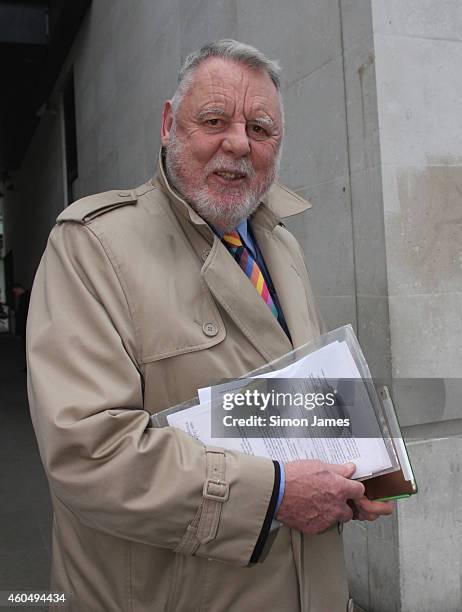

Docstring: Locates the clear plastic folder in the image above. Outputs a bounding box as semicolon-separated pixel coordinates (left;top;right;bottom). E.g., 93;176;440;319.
151;325;417;501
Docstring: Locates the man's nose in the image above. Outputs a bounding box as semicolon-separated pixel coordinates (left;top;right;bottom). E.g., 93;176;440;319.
221;123;251;157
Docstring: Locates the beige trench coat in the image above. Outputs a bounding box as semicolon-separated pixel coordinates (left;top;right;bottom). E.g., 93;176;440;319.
27;156;350;611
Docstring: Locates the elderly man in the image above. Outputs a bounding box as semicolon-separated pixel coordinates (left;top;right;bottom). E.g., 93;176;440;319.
27;40;393;611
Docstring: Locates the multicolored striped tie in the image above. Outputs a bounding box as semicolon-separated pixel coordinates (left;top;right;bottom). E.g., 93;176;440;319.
222;230;279;319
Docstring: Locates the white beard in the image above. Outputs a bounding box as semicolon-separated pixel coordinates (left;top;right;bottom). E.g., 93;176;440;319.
165;129;279;231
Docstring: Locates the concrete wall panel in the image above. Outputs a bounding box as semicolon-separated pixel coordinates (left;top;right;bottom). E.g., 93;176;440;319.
281;57;349;189
179;0;238;58
73;0;182;198
372;0;462;41
356;296;391;379
350;167;387;297
343;523;370;610
389;293;462;378
368;537;400;612
374;35;462;166
237;0;342;86
340;0;373;51
344;512;400;612
343;37;381;174
288;178;355;299
383;164;462;297
398;438;462;612
315;296;357;332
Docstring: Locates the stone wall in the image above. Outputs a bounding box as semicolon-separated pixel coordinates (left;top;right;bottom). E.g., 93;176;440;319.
344;2;462;610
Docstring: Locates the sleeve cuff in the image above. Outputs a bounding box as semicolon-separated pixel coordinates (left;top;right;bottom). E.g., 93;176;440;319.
275;460;285;515
249;460;281;564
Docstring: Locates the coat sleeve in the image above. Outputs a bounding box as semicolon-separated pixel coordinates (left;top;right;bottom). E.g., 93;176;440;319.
27;220;276;567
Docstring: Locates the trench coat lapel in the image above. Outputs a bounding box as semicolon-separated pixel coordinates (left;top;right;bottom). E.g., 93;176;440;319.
201;237;292;363
201;183;314;362
251;223;312;350
250;183;315;350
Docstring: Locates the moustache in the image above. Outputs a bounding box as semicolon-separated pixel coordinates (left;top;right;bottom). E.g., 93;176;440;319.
204;155;256;178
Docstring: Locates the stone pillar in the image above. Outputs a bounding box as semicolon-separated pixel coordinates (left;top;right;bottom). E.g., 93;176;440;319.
341;1;462;610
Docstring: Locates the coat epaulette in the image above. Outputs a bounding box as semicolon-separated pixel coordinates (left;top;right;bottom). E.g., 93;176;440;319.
56;189;138;224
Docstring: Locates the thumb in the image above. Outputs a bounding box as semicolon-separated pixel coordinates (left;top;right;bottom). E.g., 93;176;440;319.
331;461;357;479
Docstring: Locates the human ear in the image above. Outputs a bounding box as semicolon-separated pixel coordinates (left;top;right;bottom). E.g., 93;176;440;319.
161;100;174;146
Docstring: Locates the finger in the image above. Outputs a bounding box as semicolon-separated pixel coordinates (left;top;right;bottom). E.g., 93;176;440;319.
356;498;395;515
329;462;356;479
343;478;365;500
355;511;378;522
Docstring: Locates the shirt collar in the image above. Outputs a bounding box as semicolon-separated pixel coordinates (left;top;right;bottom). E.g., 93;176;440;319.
213;219;256;255
213;219;248;240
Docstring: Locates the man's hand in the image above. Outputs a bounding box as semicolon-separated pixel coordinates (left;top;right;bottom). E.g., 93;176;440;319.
349;496;395;521
276;460;365;535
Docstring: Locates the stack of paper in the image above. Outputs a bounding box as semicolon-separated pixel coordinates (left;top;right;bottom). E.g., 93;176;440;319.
164;340;394;481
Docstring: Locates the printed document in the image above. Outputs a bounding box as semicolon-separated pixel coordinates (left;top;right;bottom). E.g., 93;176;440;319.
166;340;395;480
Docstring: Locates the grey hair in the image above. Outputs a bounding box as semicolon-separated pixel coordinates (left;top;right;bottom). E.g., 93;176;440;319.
171;39;283;116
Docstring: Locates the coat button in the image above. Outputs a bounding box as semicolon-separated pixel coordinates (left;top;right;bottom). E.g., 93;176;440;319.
201;248;211;262
203;322;218;337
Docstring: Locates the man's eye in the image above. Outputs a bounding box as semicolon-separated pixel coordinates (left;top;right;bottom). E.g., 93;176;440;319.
247;124;269;139
205;118;222;126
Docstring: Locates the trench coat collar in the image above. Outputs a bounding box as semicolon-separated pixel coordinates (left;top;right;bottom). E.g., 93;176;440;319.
153;148;311;230
153;149;314;360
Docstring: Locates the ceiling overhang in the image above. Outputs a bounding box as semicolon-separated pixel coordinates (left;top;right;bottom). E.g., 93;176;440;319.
0;0;92;171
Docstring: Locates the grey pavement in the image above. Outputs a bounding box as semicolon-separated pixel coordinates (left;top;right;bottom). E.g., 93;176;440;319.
0;333;52;600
